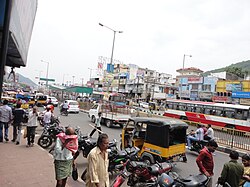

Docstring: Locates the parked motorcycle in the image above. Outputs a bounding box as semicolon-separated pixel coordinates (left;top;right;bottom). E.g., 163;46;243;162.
112;158;210;187
38;123;64;148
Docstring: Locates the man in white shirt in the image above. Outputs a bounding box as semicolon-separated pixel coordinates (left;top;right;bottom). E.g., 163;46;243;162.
43;107;52;127
204;124;214;140
0;100;12;142
187;123;204;149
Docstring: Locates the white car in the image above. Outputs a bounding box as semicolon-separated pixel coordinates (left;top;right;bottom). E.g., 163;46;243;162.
47;96;58;107
139;102;149;109
63;100;80;113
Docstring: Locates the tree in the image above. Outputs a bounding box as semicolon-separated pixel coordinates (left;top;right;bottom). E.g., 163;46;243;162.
226;67;246;79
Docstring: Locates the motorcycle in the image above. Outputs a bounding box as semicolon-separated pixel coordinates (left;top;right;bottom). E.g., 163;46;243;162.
60;108;68;116
112;158;210;187
187;132;208;153
38;123;64;148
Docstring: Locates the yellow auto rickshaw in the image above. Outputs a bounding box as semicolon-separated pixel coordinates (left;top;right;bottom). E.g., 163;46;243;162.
121;117;188;164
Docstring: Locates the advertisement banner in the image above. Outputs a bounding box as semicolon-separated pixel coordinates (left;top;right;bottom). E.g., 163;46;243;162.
199;92;213;99
188;77;203;84
240;99;250;105
226;84;242;91
232;91;250;98
129;64;138;80
212;96;232;103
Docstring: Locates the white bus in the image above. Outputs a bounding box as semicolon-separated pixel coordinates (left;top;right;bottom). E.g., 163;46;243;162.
163;99;250;131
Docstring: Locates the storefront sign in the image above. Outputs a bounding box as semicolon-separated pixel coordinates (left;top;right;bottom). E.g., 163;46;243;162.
240;99;250;105
212;96;232;103
226;84;242;91
232;91;250;99
188;77;203;84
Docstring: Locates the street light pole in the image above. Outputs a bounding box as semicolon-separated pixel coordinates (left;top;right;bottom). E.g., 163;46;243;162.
99;23;123;66
41;60;49;88
62;74;68;86
72;75;75;85
180;54;192;100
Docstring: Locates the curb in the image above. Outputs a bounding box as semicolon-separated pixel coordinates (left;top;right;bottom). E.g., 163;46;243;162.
217;145;247;157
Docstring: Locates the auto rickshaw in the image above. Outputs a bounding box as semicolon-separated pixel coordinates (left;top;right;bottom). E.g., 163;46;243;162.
121;117;188;163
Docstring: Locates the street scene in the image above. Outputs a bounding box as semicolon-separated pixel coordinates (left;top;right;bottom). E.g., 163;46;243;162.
1;1;250;187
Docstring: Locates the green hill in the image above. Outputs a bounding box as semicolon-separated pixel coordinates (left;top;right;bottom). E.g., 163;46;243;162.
203;60;250;76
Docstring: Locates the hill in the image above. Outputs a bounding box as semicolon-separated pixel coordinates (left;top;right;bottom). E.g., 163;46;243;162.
16;73;37;88
203;60;250;76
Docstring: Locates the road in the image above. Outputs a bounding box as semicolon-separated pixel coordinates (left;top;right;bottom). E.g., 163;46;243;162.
39;107;235;187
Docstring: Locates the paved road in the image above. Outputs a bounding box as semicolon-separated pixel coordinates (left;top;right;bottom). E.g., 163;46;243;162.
39;107;236;187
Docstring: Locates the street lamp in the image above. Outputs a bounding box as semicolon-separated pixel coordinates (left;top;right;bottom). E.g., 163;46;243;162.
99;23;123;67
35;70;43;87
72;75;75;85
88;68;95;80
62;74;68;86
180;54;192;100
41;60;49;88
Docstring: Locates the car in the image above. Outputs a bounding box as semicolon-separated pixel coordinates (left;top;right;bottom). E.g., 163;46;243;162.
47;96;58;107
139;102;149;109
62;100;80;113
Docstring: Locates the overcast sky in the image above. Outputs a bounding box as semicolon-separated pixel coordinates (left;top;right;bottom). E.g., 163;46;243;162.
16;0;250;85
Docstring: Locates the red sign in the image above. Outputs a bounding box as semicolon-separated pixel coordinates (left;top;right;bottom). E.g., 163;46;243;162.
212;96;230;102
188;77;203;83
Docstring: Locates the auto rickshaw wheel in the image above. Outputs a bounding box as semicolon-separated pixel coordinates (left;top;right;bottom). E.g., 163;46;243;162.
106;120;113;128
182;156;187;162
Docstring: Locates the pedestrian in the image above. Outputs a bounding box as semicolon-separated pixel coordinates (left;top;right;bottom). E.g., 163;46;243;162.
218;150;244;187
0;99;12;142
196;139;218;187
204;124;214;141
12;103;25;145
85;133;109;187
43;106;52;127
26;106;38;147
54;127;78;187
240;153;250;187
187;123;204;149
89;112;102;137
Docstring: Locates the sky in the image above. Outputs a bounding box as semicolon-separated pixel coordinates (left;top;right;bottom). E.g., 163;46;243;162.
15;0;250;85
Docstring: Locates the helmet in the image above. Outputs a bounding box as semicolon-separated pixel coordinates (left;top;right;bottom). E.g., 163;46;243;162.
157;173;174;187
47;104;54;112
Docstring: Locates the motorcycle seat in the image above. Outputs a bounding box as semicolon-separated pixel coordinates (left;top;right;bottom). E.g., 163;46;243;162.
178;174;208;187
200;140;208;144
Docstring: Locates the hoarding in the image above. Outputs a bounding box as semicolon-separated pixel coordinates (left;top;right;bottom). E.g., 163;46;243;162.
226;84;242;91
188;77;203;84
232;91;250;99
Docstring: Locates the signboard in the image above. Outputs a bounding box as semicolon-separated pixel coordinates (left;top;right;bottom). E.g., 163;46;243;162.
199;92;213;99
226;84;242;91
188;77;203;84
212;96;232;103
232;91;250;99
40;78;55;82
107;63;114;73
240;99;250;106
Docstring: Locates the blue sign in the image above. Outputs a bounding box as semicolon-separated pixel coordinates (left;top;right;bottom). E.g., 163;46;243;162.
107;63;114;73
0;0;6;27
232;92;250;99
226;84;242;91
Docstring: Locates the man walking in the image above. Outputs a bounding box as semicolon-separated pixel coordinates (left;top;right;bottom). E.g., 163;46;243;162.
0;100;12;142
218;150;244;187
89;112;102;137
12;103;25;145
85;133;109;187
196;140;218;187
26;107;38;147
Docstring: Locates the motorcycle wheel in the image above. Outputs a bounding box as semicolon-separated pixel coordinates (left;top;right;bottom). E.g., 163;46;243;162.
38;135;53;148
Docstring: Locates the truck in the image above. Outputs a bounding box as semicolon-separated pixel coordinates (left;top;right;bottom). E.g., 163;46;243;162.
88;102;131;128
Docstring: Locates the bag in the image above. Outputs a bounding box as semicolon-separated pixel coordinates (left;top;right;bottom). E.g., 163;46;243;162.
23;127;27;139
72;163;78;181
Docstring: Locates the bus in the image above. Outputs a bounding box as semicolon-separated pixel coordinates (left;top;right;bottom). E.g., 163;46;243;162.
90;91;126;106
163;99;250;132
